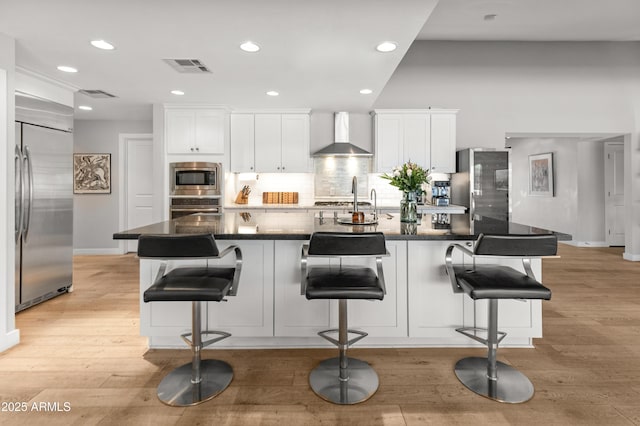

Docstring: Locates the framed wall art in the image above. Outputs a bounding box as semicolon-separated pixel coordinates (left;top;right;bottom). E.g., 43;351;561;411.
528;152;554;197
73;153;111;194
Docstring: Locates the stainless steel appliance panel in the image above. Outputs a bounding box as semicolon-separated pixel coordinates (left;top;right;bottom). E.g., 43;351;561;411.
170;162;221;196
19;124;73;305
452;149;509;222
15;92;73;312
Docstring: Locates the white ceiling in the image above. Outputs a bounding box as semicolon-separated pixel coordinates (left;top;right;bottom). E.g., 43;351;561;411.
418;0;640;41
1;0;637;121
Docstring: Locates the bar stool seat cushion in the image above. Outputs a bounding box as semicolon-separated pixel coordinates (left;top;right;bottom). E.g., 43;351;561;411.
305;266;384;300
143;267;236;302
452;265;551;300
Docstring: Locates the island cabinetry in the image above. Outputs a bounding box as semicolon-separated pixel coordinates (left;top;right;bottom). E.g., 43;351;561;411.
407;240;543;346
207;240;274;337
373;109;457;173
274;240;407;338
165;107;226;154
407;241;467;342
463;255;543;344
140;240;274;342
230;110;310;173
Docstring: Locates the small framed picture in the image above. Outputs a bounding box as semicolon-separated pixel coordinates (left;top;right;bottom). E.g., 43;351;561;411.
73;153;111;194
528;152;554;197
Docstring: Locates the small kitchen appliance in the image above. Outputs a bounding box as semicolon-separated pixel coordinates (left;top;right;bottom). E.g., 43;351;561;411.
431;181;451;206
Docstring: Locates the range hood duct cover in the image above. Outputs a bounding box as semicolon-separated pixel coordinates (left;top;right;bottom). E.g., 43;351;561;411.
312;112;372;156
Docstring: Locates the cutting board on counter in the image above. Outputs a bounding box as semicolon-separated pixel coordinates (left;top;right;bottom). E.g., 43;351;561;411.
262;192;299;204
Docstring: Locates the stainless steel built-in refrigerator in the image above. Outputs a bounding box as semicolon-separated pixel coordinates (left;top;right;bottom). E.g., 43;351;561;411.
15;92;73;312
451;148;510;222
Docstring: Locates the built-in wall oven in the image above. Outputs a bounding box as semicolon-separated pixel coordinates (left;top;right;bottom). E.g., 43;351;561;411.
169;197;222;219
170;161;221;196
169;162;223;219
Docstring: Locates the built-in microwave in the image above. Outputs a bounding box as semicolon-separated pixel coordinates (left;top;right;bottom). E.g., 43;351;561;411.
170;162;222;196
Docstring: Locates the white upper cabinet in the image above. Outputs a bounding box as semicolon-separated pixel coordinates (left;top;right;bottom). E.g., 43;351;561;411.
255;114;283;172
230;114;256;172
165;107;226;154
281;114;310;172
230;111;310;173
373;109;458;173
430;111;457;173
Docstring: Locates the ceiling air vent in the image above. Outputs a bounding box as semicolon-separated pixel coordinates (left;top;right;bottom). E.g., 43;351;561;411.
163;58;211;73
79;89;117;98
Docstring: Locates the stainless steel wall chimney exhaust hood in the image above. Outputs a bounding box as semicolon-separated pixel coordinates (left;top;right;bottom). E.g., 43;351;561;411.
312;112;372;156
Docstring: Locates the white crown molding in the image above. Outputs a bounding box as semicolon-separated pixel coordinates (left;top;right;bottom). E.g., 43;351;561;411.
16;66;80;92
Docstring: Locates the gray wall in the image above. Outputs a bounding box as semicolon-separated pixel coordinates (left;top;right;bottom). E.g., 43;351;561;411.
73;119;152;252
510;137;607;244
374;41;640;251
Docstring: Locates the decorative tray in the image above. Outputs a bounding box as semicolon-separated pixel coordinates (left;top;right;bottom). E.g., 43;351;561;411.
336;218;378;226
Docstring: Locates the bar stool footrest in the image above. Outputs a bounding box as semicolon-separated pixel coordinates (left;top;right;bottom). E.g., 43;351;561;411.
454;356;534;404
455;326;507;346
317;328;368;348
181;330;231;349
309;357;378;405
157;359;233;407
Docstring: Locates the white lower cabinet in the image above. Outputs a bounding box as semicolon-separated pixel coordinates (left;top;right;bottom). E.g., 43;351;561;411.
463;255;544;343
140;238;544;347
407;241;467;342
207;240;274;337
274;240;407;338
334;240;408;337
274;240;330;337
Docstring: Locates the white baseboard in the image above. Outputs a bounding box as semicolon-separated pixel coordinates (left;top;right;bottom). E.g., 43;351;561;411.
623;252;640;261
73;248;124;255
560;240;609;248
0;329;20;352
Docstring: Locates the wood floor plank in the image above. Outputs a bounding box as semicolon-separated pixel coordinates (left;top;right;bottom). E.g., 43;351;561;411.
0;247;639;425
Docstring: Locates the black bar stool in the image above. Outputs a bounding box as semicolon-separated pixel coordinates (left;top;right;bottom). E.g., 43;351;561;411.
445;233;556;403
138;234;242;407
300;232;388;404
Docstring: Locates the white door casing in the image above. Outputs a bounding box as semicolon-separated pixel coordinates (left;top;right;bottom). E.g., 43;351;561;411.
118;134;153;253
605;142;625;246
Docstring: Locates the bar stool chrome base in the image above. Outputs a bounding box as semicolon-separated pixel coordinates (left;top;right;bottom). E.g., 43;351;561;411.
454;357;534;404
309;357;379;405
157;359;233;407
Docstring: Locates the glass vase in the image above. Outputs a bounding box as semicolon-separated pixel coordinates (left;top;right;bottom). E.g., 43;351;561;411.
400;191;418;223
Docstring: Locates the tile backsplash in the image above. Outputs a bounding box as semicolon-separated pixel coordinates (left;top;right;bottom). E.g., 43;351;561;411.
314;157;369;198
226;163;447;206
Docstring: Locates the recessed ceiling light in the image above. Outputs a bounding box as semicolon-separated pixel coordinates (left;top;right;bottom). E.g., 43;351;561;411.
171;90;185;95
57;65;78;73
240;41;260;52
484;14;497;21
360;89;373;95
90;39;115;50
376;41;397;53
266;91;279;96
78;105;93;111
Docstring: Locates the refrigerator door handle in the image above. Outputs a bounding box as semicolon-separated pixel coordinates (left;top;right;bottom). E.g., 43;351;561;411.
15;145;24;243
23;145;34;243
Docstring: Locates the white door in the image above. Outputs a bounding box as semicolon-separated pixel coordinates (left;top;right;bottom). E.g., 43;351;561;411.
126;136;154;253
605;142;625;246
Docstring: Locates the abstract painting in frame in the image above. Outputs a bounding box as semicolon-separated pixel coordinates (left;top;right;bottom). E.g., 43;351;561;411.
73;153;111;194
528;152;553;197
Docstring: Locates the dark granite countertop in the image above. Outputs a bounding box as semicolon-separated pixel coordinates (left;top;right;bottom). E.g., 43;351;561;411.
113;211;571;241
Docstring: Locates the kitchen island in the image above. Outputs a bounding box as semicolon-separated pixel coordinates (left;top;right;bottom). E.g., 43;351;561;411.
114;211;569;349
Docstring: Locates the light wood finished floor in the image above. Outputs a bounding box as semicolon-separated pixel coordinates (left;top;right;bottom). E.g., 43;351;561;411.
1;244;639;425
